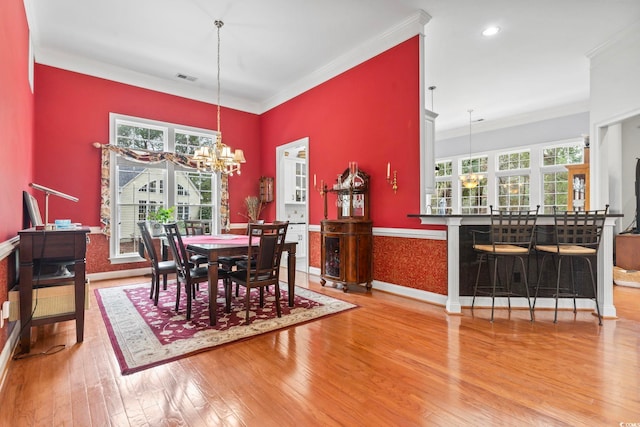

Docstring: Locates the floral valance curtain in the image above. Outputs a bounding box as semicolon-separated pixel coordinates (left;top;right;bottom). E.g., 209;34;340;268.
95;143;229;236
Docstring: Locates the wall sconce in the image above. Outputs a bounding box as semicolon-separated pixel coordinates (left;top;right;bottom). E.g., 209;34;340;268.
386;162;398;193
313;174;326;196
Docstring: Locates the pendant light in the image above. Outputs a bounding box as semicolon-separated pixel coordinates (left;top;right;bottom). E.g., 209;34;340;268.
459;109;480;189
193;20;246;175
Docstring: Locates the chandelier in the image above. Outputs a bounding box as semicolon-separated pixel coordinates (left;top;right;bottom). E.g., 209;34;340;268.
193;20;246;175
459;109;480;189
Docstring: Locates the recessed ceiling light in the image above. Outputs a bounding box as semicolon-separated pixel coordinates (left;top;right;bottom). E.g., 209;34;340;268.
482;26;501;37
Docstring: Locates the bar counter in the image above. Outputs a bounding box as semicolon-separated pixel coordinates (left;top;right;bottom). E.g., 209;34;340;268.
407;213;621;319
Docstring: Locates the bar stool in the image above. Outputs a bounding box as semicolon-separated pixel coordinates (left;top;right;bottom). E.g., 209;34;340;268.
472;206;539;322
534;205;608;325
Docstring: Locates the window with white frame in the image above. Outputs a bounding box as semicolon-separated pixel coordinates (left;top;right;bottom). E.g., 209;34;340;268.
435;160;453;214
432;139;584;214
540;144;584;213
496;150;531;210
460;155;488;214
110;114;219;260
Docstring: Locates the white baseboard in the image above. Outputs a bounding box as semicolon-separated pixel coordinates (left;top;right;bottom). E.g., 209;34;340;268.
307;266;448;306
0;322;20;394
88;267;150;282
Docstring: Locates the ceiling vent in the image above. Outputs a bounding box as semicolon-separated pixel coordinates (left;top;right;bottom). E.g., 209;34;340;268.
175;73;197;82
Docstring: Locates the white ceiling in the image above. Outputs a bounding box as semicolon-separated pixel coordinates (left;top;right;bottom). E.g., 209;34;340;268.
26;0;640;136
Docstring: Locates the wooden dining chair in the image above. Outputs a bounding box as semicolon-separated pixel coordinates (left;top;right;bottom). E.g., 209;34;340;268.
163;222;230;322
219;220;265;277
184;219;207;236
228;221;289;324
137;221;176;306
534;205;608;324
183;220;208;266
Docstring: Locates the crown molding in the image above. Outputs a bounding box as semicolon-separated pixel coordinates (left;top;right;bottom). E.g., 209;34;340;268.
260;10;431;113
33;9;430;116
586;19;640;61
35;47;263;114
435;100;590;140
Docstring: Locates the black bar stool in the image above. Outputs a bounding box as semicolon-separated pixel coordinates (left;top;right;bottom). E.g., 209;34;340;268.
534;205;608;325
472;206;539;322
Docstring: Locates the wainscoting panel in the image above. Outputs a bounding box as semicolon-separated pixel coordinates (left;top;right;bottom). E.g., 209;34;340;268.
308;228;448;295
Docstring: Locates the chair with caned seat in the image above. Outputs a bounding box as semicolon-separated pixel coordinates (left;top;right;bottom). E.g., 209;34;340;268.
137;221;176;306
228;221;289;324
472;206;539;322
533;205;608;325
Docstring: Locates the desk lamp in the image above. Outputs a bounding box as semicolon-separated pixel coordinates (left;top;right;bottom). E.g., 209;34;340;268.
29;183;79;230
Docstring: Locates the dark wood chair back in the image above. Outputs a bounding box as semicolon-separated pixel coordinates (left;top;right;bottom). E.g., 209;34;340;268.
246;222;289;283
163;223;195;281
230;221;289;323
138;221;160;268
163;222;214;320
184;220;207;236
137;221;176;305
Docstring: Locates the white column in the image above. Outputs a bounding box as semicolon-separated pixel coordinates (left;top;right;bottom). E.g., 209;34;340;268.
599;217;618;318
445;216;463;314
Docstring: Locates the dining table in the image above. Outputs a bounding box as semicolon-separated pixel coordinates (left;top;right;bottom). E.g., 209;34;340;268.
183;234;298;326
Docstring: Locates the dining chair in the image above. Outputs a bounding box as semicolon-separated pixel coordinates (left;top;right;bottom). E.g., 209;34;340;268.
163;222;230;321
533;205;608;325
183;219;209;267
219;220;265;297
137;221;176;306
228;221;289;324
184;219;207;236
471;206;539;322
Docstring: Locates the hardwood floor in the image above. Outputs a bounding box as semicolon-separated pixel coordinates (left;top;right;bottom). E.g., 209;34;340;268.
1;271;639;426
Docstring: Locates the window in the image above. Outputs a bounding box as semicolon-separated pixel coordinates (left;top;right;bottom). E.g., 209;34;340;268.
498;151;530;171
176;205;190;221
435;160;453;214
496;150;530;210
540;143;584;213
497;175;530;210
460;155;488;214
542;145;583;167
542;171;569;213
110;114;219;261
432;139;584;214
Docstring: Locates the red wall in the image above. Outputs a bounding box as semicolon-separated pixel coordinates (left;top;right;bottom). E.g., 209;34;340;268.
32;37;423;234
0;0;34;361
33;65;261;226
0;0;34;240
260;37;422;228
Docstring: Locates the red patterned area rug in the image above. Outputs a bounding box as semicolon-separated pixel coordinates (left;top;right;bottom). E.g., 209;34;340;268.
95;281;356;375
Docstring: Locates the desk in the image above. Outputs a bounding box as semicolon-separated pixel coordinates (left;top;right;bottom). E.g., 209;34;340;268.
18;227;89;353
183;235;298;326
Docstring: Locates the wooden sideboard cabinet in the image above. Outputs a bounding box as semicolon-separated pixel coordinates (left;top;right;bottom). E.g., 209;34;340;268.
320;219;373;291
18;227;89;354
